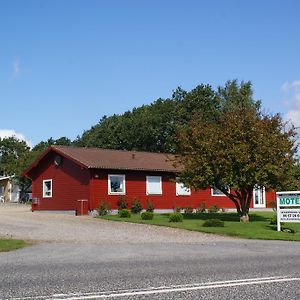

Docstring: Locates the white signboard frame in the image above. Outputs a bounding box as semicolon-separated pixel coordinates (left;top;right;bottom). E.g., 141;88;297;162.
276;191;300;231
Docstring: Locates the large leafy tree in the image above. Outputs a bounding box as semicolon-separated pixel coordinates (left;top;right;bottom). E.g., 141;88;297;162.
176;81;298;222
75;84;217;153
0;137;31;177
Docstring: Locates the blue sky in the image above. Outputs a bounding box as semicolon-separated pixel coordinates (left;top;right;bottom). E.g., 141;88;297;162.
1;0;300;146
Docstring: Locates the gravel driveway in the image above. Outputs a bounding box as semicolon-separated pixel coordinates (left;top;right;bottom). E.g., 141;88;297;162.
0;204;232;244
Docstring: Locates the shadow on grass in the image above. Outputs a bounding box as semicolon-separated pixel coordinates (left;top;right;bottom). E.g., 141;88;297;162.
183;212;270;222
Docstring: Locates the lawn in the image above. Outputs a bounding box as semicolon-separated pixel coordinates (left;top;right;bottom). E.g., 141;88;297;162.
0;238;27;252
99;211;300;241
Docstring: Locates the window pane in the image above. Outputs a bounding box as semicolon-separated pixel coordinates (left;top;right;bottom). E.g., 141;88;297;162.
109;175;125;194
211;185;229;196
176;181;191;196
147;176;162;195
43;180;52;197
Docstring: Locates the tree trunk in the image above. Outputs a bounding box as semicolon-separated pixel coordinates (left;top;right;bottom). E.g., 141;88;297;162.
217;185;252;222
240;214;249;223
239;189;252;223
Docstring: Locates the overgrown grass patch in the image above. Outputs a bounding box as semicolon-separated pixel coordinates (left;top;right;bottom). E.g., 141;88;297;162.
0;238;27;252
99;212;300;241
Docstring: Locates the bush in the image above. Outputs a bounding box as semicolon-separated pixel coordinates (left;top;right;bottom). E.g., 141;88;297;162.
117;196;128;210
169;212;183;222
270;214;277;225
202;219;224;227
141;212;154;220
268;200;277;211
97;201;111;216
270;214;285;226
208;205;219;213
118;209;131;218
146;200;154;212
196;202;206;213
131;198;143;214
174;207;182;213
184;206;194;214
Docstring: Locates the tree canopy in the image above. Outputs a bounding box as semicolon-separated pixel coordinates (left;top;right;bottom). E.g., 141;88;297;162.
4;80;299;208
0;137;31;178
75;84;217;153
0;136;72;186
176;81;298;221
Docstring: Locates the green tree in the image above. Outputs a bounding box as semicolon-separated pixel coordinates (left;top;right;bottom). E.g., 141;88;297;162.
29;136;72;162
0;137;30;177
75;85;218;153
176;81;297;222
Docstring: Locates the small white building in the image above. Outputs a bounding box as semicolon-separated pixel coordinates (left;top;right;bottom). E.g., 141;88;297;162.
0;176;20;203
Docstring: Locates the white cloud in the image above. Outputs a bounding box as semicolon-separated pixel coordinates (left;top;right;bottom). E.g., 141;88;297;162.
282;81;300;144
281;80;300;92
285;110;300;128
0;129;32;147
281;81;290;92
12;57;20;78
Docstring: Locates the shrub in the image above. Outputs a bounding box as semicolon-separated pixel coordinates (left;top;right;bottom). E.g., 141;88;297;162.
118;209;131;218
174;207;182;213
184;206;194;214
270;214;285;226
131;198;143;214
169;212;183;222
146;200;154;212
268;200;277;211
196;202;206;213
117;196;128;210
270;214;277;225
141;212;154;220
97;201;111;216
208;205;219;213
202;219;224;227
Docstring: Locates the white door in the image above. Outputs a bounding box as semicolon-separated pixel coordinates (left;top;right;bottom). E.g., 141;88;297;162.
253;186;266;208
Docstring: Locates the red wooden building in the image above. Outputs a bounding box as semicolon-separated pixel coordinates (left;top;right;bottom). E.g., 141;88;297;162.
23;146;275;214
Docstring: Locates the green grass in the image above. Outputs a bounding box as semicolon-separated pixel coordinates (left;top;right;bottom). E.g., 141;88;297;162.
99;212;300;241
0;238;27;252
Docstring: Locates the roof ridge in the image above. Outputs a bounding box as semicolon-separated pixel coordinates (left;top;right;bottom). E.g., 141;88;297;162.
52;145;175;156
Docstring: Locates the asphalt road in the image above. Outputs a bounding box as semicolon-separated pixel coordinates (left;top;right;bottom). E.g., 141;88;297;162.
0;205;299;299
1;239;299;300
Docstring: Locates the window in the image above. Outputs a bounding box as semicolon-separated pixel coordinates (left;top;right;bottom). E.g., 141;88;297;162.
146;176;162;195
108;175;125;195
43;179;52;198
176;179;191;196
211;186;229;196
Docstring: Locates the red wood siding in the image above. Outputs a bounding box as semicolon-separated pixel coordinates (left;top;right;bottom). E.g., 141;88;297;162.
89;169;276;210
30;152;90;211
29;153;276;212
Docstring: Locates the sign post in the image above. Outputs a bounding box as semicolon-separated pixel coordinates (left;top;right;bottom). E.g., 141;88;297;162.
276;191;300;232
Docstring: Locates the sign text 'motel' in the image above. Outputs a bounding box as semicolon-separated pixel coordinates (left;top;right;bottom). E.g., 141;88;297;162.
279;197;300;206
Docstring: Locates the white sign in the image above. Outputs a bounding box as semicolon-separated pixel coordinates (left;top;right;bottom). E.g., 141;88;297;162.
276;191;300;231
280;209;300;222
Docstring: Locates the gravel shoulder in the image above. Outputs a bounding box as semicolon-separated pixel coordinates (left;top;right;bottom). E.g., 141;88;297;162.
0;203;233;244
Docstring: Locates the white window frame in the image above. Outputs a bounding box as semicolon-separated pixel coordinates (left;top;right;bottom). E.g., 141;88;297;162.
253;185;266;208
146;176;162;195
176;178;191;196
43;179;52;198
211;186;229;197
108;174;126;195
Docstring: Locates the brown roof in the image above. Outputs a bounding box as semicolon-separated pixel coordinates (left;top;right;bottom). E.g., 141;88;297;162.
25;146;178;175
